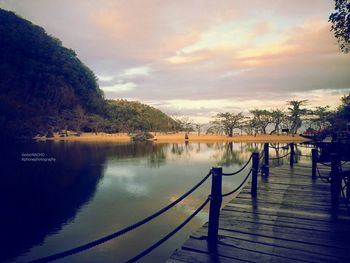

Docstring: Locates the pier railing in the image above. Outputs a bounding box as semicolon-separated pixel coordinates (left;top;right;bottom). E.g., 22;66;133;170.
310;146;350;207
29;141;347;262
30;149;256;262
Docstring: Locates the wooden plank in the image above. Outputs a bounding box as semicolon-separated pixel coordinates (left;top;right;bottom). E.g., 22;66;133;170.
226;198;341;214
213;221;350;248
237;192;331;203
168;248;250;263
182;238;304;263
219;207;350;229
192;228;350;260
167;163;350;262
219;211;350;233
190;233;342;263
236;195;334;209
224;203;350;222
226;202;349;219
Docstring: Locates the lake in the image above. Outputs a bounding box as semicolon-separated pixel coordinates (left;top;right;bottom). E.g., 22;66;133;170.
0;141;310;263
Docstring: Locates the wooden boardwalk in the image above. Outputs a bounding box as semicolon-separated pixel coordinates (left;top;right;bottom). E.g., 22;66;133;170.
167;163;350;263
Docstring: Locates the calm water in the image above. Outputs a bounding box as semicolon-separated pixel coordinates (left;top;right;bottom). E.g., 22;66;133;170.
0;141;311;263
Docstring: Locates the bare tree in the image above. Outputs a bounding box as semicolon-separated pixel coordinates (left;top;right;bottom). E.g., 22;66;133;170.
195;123;203;136
309;106;332;131
287;100;308;134
211;112;245;137
250;109;272;134
270;109;285;134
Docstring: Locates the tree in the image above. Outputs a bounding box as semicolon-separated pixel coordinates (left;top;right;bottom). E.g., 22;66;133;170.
250;109;272;134
206;125;223;135
287;100;308;134
212;112;245;137
242;119;255;135
73;105;85;134
310;106;332;131
332;93;350;130
195;123;203;136
179;116;194;133
329;0;350;53
269;109;285;135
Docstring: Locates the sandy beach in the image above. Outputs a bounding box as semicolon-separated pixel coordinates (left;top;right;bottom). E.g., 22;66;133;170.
35;132;310;143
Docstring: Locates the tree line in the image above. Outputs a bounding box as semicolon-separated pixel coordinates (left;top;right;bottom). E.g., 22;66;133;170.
207;96;350;137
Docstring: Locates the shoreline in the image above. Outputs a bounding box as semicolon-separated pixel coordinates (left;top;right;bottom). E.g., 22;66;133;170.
35;133;310;143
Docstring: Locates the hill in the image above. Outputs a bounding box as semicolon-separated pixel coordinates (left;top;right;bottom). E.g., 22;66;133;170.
0;9;177;139
104;100;179;133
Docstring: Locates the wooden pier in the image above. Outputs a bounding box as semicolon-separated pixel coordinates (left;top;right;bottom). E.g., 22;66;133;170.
167;163;350;263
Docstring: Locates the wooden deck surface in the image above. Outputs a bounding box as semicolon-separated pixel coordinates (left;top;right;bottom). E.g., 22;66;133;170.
167;163;350;263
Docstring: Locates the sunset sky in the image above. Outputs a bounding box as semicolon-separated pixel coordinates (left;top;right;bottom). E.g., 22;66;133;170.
1;0;350;123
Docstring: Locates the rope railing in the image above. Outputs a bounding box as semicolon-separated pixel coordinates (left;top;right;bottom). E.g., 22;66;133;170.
295;152;312;157
269;151;291;160
319;162;332;167
316;164;331;183
222;155;253;176
29;170;212;263
29;146;289;263
126;197;210;263
222;169;252;197
268;145;289;150
295;143;316;149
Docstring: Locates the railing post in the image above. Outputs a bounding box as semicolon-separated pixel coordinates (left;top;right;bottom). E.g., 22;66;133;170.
311;148;318;180
330;153;341;208
263;143;269;176
208;167;222;247
251;152;259;198
290;143;294;167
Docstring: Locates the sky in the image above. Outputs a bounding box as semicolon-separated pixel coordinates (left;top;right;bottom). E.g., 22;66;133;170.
1;0;350;123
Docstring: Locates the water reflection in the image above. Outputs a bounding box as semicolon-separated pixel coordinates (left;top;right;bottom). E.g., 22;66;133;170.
0;142;106;262
0;141;266;263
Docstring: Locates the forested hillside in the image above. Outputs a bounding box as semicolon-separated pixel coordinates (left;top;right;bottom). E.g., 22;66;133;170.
105;100;179;133
0;9;177;139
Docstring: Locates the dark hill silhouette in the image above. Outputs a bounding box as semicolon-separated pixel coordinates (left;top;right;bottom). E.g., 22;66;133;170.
0;9;105;138
0;9;178;139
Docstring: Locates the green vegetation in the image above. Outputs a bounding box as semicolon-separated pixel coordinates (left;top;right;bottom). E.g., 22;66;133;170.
103;100;179;133
0;9;178;139
131;132;154;142
209;96;350;136
329;0;350;53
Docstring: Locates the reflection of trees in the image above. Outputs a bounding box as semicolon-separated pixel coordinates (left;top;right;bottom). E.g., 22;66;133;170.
269;143;289;167
0;141;172;262
213;142;245;167
171;143;184;155
147;144;167;167
0;142;106;263
242;143;262;153
196;143;201;153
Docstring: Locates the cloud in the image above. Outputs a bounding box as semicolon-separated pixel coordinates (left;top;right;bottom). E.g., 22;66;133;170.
101;82;137;93
121;66;152;78
1;0;349;122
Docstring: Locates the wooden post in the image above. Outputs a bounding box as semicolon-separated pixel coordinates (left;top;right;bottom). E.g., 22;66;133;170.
290;143;294;167
330;153;341;208
263;143;269;176
311;148;318;180
208;167;222;247
251;152;259;198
